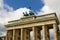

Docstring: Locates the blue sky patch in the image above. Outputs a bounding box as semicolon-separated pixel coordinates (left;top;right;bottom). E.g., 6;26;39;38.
4;0;44;12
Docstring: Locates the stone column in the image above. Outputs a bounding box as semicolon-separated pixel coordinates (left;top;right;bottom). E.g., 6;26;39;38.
13;30;15;40
42;25;50;40
21;28;24;40
15;29;21;40
53;23;58;40
35;28;41;40
46;26;50;40
33;27;36;40
7;30;11;40
23;29;30;40
7;30;13;40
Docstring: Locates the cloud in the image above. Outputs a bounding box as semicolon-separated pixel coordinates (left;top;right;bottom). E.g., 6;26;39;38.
0;0;14;24
0;23;6;37
37;5;54;15
0;0;4;8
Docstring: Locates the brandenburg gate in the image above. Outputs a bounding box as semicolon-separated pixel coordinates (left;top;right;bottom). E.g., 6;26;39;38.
5;13;60;40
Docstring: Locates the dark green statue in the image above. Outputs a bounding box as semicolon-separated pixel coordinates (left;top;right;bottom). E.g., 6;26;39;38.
29;11;34;16
23;12;29;16
23;11;34;16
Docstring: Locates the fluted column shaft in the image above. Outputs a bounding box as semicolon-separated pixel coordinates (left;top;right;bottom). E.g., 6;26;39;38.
35;28;41;40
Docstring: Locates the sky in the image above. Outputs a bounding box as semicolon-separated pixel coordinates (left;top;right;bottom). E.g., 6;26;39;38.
0;0;60;40
4;0;44;12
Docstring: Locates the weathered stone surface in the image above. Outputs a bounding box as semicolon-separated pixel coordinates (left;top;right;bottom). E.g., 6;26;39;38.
5;13;60;40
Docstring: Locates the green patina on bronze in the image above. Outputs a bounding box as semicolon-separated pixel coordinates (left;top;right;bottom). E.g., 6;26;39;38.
23;11;35;16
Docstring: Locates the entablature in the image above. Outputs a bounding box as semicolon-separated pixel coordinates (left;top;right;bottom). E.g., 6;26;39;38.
5;13;59;28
